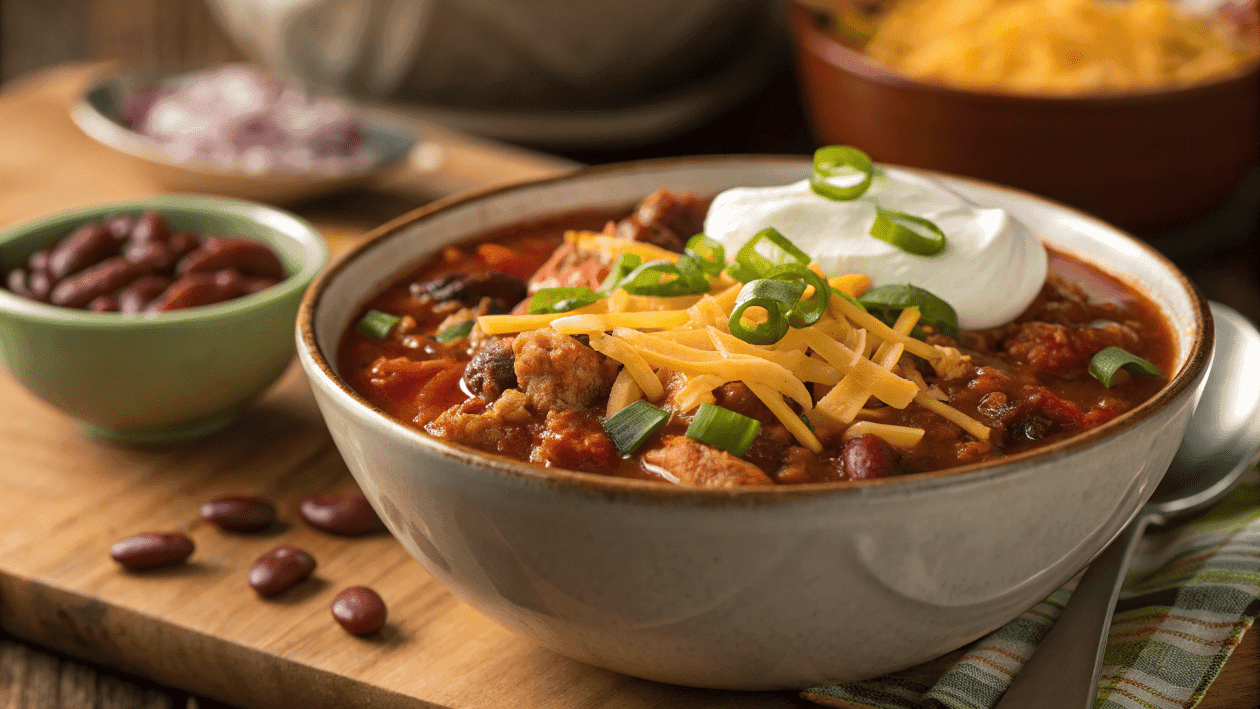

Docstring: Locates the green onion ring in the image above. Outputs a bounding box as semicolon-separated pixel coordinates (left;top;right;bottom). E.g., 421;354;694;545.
603;400;671;454
728;278;806;345
435;320;474;342
810;145;875;201
684;233;725;277
619;259;709;297
764;263;830;328
869;207;947;257
858;283;958;336
725;227;812;283
528;286;602;315
685;403;762;457
1089;346;1163;388
598;253;642;294
355;309;401;340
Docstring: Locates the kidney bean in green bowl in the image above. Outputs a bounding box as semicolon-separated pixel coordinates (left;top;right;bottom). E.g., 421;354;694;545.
0;195;327;443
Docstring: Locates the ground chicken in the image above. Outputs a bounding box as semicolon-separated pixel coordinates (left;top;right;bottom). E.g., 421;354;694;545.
641;435;773;487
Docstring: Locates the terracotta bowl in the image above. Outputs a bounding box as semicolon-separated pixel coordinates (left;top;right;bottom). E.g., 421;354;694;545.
296;157;1211;689
787;2;1260;234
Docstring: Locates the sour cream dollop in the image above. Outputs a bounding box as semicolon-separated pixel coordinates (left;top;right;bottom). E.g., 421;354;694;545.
702;170;1048;330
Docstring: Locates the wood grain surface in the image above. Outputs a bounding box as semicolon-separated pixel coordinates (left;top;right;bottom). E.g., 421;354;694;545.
0;63;1255;709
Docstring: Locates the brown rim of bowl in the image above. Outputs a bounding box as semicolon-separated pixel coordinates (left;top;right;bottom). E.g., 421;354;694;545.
298;154;1212;503
787;1;1260;105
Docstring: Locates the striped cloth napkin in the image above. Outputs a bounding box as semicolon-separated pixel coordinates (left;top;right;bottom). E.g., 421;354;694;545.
803;469;1260;709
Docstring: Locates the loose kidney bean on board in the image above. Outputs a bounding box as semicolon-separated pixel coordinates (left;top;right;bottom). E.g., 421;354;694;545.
177;237;285;280
299;493;386;536
50;257;152;308
110;532;195;570
331;586;387;636
200;495;276;532
48;223;123;280
249;546;316;597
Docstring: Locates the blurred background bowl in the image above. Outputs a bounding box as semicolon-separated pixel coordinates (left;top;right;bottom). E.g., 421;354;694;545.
0;196;326;443
787;0;1260;233
206;0;767;108
72;67;417;205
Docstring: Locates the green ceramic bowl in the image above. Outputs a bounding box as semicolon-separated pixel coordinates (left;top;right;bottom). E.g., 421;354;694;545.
0;196;327;443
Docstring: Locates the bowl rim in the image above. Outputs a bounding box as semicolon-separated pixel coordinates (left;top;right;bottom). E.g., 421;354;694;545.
297;154;1212;502
787;0;1260;104
0;194;328;327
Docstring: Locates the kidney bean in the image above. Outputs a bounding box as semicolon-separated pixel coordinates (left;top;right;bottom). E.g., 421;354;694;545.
841;434;900;481
130;210;170;244
241;276;280;295
110;532;195;570
49;223;123;279
124;240;175;271
6;269;33;299
105;214;135;240
167;231;200;261
331;586;387;636
200;495;276;532
27;248;51;273
50;257;151;308
299;493;386;536
177;237;285;280
89;295;119;312
118;275;173;314
26;270;53;302
146;271;245;311
249;546;316;598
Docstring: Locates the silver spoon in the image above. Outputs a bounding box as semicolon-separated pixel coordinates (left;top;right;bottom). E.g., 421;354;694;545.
996;301;1260;709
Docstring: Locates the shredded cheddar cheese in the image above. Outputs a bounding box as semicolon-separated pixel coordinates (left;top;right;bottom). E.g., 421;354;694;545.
476;235;990;449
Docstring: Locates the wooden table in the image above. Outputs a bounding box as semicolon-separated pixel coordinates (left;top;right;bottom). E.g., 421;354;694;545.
0;63;1256;709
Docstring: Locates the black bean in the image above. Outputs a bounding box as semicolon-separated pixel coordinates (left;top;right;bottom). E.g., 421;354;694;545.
411;270;526;309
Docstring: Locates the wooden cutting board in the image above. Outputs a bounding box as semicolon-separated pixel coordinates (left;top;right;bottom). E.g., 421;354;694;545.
0;63;1254;709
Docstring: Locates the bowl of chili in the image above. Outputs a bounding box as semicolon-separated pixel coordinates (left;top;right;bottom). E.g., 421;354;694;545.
296;156;1211;688
0;195;327;443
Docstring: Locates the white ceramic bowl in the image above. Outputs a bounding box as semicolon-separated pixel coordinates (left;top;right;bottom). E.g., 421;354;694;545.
296;157;1211;689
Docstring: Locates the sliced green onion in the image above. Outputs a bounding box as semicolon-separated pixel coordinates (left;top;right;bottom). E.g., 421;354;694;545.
675;254;712;293
619;259;709;297
869;207;947;257
725;227;811;283
598;253;642;295
528;287;602;315
810;145;875;201
603;400;670;454
729;278;806;345
801;414;815;432
1089;347;1163;388
765;264;830;328
684;234;725;277
859;284;958;337
356;309;401;340
686;403;761;457
435;320;474;342
831;286;869;312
